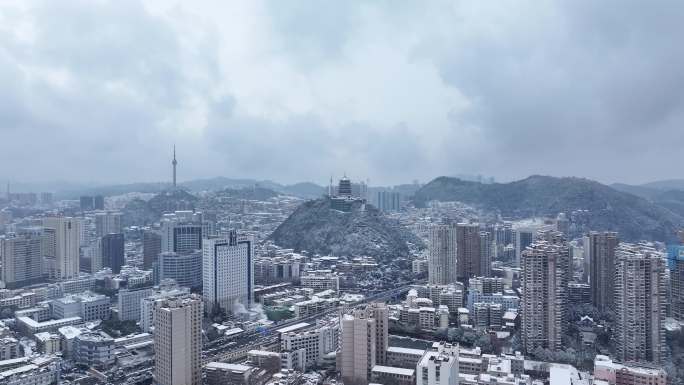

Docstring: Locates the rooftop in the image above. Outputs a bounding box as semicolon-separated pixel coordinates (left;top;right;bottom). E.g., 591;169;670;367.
275;322;310;334
387;346;426;356
371;365;415;376
206;362;252;373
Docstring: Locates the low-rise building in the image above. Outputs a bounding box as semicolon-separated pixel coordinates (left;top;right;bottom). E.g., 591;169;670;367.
0;337;19;360
280;320;339;369
247;350;281;373
0;356;61;385
52;291;110;321
34;332;62;355
17;316;82;336
386;346;426;369
417;342;459;385
0;291;36;309
300;271;340;293
293;297;337;318
593;355;667;385
205;362;260;385
117;287;154;321
74;332;115;369
371;365;415;385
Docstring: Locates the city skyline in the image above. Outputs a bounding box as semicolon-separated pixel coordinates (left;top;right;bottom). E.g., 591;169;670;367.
0;2;682;385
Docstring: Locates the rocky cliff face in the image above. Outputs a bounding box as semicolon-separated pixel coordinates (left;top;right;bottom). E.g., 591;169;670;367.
269;198;423;260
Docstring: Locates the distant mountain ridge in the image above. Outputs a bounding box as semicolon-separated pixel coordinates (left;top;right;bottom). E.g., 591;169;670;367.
269;198;424;260
640;179;684;191
413;175;683;242
611;182;684;219
48;177;326;199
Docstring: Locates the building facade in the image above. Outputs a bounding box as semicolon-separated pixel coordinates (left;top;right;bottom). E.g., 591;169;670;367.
1;228;43;288
428;224;458;285
340;303;389;385
457;223;482;281
416;342;459;385
202;233;253;315
614;243;667;364
153;295;202;385
588;231;619;313
42;217;81;279
157;251;202;289
520;237;570;352
143;229;161;270
102;233;125;274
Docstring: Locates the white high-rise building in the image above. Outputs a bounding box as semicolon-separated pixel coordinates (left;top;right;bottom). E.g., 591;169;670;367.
202;232;253;315
1;228;43;288
416;342;459;385
340;303;389;385
614;243;667;364
42;217;81;279
428;224;457;285
153;294;202;385
140;286;191;333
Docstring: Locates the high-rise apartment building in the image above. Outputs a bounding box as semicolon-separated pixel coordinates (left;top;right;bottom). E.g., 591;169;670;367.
102;233;125;274
202;232;253;315
153;295;202;385
457;223;482;281
479;231;492;278
416;342;459;385
428;224;457;285
520;236;570;352
42;217;81;279
1;228;43;288
669;245;684;321
587;231;618;313
94;212;122;237
340;303;389;385
614;243;666;364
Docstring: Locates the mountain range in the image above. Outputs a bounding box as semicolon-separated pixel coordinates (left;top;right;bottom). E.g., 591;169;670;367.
413;175;683;243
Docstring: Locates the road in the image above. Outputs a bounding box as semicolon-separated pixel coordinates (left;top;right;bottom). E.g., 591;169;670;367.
115;283;412;383
203;283;412;363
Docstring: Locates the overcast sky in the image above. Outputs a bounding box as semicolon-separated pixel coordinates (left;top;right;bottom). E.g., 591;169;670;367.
1;1;683;187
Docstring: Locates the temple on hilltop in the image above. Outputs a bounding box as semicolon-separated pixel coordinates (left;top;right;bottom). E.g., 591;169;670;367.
328;174;366;212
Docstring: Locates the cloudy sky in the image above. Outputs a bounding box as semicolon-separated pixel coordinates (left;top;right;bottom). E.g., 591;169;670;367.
1;0;683;187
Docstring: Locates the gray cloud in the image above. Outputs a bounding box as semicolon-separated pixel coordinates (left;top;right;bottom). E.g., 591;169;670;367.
0;0;682;187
